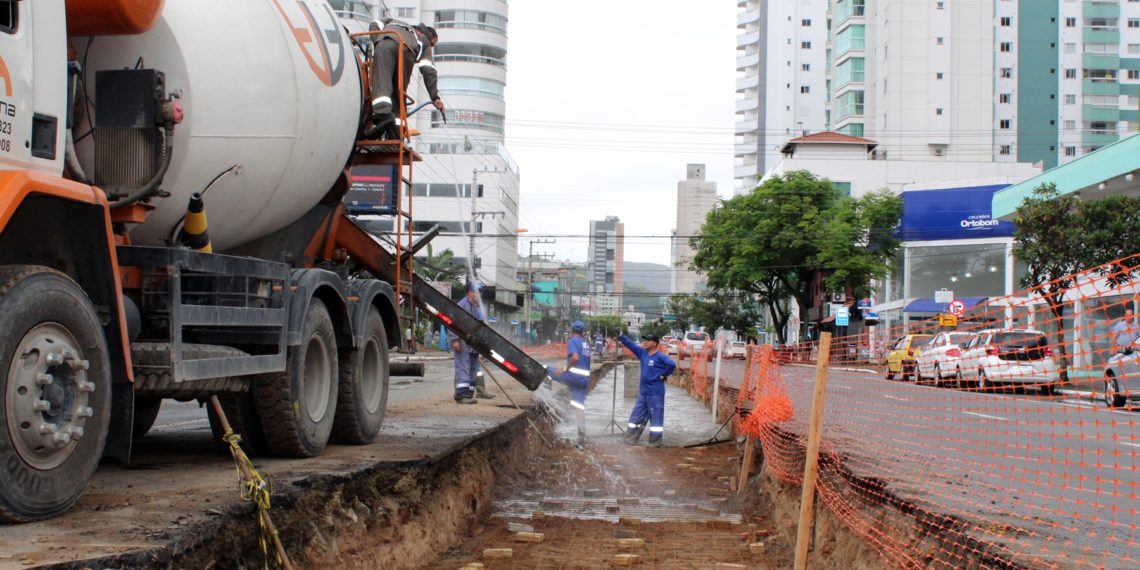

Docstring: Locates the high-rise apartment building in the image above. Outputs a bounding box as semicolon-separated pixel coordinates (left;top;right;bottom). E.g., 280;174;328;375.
737;1;1140;180
672;164;717;294
735;0;829;194
587;217;624;298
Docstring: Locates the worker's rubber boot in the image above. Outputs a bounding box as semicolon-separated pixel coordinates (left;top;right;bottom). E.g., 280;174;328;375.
647;434;663;448
366;112;396;139
474;374;496;399
622;426;644;445
576;428;587;449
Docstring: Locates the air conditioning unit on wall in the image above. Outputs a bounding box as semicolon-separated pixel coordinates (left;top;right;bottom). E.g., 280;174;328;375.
830;292;846;303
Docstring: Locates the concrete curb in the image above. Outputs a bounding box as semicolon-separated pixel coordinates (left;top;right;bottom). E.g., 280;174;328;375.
785;362;880;376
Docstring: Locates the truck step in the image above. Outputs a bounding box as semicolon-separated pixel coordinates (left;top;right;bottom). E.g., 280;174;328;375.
132;343;251;398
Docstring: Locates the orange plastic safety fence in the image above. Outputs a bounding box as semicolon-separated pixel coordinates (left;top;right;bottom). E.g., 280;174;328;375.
734;254;1140;568
523;342;568;360
689;344;714;402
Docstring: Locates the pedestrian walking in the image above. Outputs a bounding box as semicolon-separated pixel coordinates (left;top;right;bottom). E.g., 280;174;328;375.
368;19;444;139
405;325;415;353
546;321;592;445
1112;307;1139;352
618;333;676;447
450;282;496;403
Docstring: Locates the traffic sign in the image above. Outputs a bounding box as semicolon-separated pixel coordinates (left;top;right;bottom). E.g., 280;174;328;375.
939;314;958;327
948;300;966;316
857;298;872;309
835;306;850;327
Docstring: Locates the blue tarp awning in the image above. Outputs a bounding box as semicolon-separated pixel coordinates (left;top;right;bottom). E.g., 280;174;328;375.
902;297;987;313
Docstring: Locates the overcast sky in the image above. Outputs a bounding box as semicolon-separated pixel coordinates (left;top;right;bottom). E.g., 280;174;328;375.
504;1;739;268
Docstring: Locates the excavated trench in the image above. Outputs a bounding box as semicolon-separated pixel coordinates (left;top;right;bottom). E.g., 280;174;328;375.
81;366;903;570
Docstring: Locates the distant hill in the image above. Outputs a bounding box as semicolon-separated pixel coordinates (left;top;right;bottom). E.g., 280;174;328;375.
623;261;672;296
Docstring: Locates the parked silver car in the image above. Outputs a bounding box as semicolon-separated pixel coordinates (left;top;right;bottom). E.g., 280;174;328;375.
956;329;1059;394
915;331;975;386
1104;336;1140;408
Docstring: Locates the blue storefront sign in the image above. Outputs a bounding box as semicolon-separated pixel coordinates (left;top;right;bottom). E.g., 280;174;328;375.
898;185;1016;241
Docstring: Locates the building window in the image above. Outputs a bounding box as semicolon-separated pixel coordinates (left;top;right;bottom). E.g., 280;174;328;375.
1064;68;1077;79
1000;68;1013;78
1065;43;1077;54
1064;94;1076;104
802;63;811;71
999;93;1011;103
1000;42;1012;52
999;119;1011;129
936;1;944;8
801;41;812;49
936;72;944;79
1129;19;1140;28
396;6;415;18
1065;17;1076;27
1064;120;1076;130
1000;17;1011;27
935;108;943;115
802;19;812;26
1064;146;1077;156
1129;44;1140;54
800;85;811;93
438;76;507;99
936;37;944;45
1129;70;1140;80
434;9;509;34
999;145;1011;155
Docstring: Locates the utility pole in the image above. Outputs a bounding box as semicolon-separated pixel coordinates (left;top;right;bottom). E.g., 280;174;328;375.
524;238;556;341
469;168;501;272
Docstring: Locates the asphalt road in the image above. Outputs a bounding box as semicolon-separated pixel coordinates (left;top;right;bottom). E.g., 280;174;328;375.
705;355;1139;565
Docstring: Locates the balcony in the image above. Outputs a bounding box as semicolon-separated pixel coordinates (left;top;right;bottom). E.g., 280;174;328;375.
736;52;760;70
735;97;759;112
736;74;760;91
735;163;761;179
1082;128;1120;146
734;142;758;156
737;29;760;48
1082;104;1121;122
1083;1;1121;19
735;118;759;134
737;7;760;26
1084;77;1121;95
1083;26;1120;44
1083;52;1120;69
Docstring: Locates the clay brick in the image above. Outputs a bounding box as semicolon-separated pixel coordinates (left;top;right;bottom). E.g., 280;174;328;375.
617;497;640;506
507;522;534;533
707;487;730;497
614;554;640;566
606;506;621;513
584;489;605;498
663;490;677;497
705;520;734;530
482;548;513;559
458;563;484;570
619;516;642;526
615;529;638;539
749;542;767;554
615;538;646;550
675;463;693;469
513;532;544;543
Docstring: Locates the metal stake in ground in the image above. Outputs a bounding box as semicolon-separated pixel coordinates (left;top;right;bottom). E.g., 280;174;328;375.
479;362;552;447
207;395;294;570
794;333;832;570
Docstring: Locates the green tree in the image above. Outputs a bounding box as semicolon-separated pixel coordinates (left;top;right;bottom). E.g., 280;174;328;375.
584;315;627;337
639;319;672;340
1012;183;1140;382
690;171;902;343
690;289;763;336
415;246;465;289
664;294;698;333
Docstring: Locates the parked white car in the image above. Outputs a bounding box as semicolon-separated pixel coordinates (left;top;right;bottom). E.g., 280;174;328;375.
726;340;747;359
1104;332;1140;408
915;332;975;385
956;329;1058;394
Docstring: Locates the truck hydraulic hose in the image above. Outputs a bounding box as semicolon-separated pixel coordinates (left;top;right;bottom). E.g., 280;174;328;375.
63;128;91;185
108;127;174;209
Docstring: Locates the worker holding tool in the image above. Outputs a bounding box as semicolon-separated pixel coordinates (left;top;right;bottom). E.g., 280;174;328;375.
618;333;676;447
545;320;592;445
368;20;445;139
451;282;496;403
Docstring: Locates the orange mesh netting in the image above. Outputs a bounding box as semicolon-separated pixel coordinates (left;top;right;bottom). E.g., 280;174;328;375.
733;255;1140;568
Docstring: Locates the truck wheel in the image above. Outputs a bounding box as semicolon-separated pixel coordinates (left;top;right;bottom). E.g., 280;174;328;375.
0;266;111;522
132;397;162;439
255;299;338;457
332;306;389;444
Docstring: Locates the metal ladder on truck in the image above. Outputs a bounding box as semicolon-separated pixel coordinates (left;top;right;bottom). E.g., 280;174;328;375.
333;30;546;389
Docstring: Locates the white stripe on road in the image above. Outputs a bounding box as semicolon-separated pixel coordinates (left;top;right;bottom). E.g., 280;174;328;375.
1121;442;1140;449
883;394;909;402
154;418;209;430
962;411;1007;421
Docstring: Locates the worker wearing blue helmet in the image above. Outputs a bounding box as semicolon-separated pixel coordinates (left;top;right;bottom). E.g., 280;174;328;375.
546;320;592;443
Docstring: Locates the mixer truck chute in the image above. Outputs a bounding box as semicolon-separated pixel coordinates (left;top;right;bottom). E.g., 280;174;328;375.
0;0;546;523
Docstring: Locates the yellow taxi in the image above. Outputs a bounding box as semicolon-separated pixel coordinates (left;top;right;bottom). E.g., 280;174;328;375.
885;334;933;381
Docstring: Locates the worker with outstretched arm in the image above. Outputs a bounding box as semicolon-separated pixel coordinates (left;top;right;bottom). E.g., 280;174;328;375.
546;321;592;445
618;333;676;447
369;20;445;139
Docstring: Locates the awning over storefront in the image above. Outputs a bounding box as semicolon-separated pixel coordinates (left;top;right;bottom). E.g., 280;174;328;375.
903;297;987;313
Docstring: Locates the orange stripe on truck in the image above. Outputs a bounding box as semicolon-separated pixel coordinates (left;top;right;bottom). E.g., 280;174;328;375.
65;0;165;36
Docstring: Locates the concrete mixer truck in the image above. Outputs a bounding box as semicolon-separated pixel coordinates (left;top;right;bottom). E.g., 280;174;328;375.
0;0;546;522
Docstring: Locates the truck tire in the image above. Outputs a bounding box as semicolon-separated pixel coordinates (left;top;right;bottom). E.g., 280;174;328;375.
254;299;338;457
132;397;162;439
332;306;389;444
0;266;111;522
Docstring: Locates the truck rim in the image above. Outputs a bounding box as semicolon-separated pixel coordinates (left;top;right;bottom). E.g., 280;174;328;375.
6;323;94;471
303;332;332;423
362;336;383;413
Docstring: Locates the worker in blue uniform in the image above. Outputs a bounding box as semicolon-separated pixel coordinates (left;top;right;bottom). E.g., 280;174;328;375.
546;321;592;444
618;333;676;447
450;282;495;403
